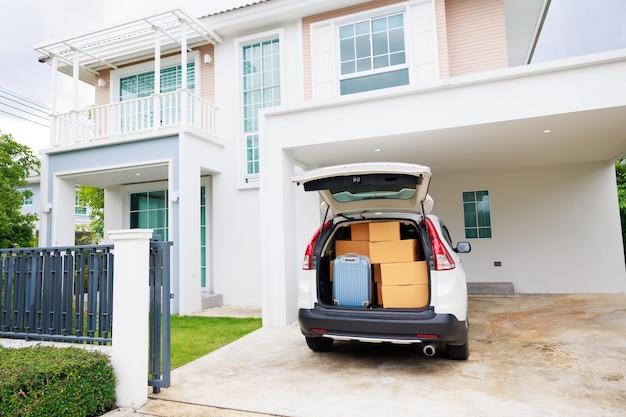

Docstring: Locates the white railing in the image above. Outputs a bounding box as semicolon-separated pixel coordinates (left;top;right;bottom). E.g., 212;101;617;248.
50;90;216;147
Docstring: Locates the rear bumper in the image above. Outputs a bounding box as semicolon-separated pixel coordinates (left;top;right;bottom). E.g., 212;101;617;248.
299;306;468;345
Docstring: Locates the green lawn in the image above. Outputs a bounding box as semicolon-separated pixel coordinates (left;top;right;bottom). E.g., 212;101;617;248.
170;316;262;369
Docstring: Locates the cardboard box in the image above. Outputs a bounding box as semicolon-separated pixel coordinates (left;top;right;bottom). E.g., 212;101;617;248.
329;260;333;282
377;283;383;305
335;240;370;257
369;239;417;264
380;261;428;286
369;221;401;242
382;284;429;308
350;223;370;241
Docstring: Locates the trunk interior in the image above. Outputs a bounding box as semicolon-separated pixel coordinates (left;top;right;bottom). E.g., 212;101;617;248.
316;219;430;310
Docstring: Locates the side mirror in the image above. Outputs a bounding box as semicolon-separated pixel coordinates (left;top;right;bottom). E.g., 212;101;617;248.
455;241;471;253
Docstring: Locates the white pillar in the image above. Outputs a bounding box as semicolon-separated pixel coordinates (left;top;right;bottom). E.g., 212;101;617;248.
72;49;80;110
49;57;58;146
181;21;188;90
259;145;298;326
154;31;161;94
71;49;80;143
102;186;123;244
153;30;161;131
177;136;201;315
50;177;76;246
108;229;153;409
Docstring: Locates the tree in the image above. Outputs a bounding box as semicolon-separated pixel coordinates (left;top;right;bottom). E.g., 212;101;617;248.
0;132;40;248
76;185;104;244
616;159;626;257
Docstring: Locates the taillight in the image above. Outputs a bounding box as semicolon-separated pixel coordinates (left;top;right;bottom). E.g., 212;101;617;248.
302;221;330;270
425;217;455;270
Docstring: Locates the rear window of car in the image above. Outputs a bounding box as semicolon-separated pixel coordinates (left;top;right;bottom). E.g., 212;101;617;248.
332;186;416;202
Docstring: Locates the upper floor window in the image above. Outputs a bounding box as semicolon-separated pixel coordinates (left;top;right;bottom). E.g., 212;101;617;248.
119;62;195;101
339;12;408;95
242;39;281;177
463;190;492;239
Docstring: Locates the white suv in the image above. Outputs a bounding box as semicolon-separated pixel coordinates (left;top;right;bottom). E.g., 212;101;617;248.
292;162;471;360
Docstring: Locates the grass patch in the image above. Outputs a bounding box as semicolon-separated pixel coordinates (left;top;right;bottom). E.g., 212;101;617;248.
170;316;261;369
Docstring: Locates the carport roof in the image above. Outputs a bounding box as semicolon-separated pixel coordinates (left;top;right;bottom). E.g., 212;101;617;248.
33;9;221;86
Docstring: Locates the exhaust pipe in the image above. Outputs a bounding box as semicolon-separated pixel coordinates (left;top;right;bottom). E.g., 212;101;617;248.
423;344;436;357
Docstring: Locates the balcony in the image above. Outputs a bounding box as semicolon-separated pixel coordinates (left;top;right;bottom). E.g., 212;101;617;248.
50;89;216;147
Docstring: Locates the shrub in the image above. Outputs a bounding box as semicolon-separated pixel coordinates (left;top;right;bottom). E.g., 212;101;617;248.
0;345;116;416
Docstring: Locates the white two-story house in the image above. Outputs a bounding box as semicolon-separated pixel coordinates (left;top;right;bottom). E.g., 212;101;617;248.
34;0;626;325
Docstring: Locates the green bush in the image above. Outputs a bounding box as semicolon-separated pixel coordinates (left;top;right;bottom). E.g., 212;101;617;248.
0;345;116;416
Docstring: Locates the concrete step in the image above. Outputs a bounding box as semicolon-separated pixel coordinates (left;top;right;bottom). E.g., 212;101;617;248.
201;293;223;309
467;282;515;296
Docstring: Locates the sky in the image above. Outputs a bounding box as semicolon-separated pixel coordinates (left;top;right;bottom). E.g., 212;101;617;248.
1;0;625;154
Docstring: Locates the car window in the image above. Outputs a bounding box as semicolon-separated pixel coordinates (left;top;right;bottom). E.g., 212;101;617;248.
332;186;416;202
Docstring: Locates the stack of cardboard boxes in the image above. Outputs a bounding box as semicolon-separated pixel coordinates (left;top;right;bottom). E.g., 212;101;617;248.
334;221;429;308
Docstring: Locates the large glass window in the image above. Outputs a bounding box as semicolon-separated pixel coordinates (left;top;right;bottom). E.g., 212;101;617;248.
130;190;168;240
119;63;195;131
242;39;280;177
119;62;195;100
339;12;408;95
463;190;492;239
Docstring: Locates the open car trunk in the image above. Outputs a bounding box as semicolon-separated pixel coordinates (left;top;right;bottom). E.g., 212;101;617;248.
316;218;430;310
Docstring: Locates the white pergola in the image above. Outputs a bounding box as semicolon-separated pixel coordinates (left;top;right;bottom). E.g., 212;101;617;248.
33;9;221;111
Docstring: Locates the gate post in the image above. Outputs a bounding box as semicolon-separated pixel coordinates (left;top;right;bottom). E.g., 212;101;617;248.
108;229;153;409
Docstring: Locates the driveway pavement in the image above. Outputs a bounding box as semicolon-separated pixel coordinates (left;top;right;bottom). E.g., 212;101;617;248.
115;294;626;417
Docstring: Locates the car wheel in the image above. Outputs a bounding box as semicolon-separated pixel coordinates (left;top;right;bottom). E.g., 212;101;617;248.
446;341;469;360
305;336;334;352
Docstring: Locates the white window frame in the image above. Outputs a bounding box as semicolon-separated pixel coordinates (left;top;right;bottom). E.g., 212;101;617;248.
336;7;410;88
109;52;200;103
309;0;437;100
235;29;285;189
21;188;33;206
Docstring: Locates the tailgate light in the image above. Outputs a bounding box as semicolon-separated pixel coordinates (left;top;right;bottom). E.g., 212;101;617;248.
425;217;455;270
302;221;330;270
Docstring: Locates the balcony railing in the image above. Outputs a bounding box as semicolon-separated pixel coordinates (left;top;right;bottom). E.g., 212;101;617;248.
51;89;216;147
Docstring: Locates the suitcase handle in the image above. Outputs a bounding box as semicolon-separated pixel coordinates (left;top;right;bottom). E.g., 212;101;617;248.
338;253;368;264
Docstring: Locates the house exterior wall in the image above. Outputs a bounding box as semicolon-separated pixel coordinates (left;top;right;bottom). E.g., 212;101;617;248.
444;0;509;76
430;162;626;293
20;182;40;218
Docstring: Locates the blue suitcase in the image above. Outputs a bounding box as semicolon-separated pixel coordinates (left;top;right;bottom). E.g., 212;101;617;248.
333;254;371;307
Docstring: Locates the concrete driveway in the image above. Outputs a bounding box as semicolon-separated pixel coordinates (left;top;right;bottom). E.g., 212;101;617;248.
131;294;626;417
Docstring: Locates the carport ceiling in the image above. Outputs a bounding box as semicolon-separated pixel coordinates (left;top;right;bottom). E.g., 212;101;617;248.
287;106;626;173
60;163;169;188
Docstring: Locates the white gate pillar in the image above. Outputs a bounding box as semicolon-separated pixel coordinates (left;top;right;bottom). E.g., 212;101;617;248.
108;229;153;409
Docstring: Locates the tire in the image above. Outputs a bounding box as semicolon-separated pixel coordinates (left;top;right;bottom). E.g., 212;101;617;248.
305;336;334;352
446;341;469;360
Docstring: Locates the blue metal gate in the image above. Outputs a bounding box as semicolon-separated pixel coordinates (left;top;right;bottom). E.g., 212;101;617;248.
0;245;114;344
148;237;173;393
